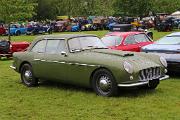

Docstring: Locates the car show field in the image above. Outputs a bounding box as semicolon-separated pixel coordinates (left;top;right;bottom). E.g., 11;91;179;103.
0;30;180;119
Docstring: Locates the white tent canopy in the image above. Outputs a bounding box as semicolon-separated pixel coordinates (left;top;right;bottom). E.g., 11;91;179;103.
171;11;180;16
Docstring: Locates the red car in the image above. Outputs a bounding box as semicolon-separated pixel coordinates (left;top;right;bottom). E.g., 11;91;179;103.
0;40;29;58
101;32;153;52
0;24;6;35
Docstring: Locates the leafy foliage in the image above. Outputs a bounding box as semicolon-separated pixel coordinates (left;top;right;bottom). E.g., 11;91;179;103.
0;0;180;20
0;0;36;23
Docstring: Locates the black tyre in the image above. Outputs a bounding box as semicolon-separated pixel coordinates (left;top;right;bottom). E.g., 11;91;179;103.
139;79;159;90
92;69;118;97
15;31;21;36
147;79;159;89
20;63;38;87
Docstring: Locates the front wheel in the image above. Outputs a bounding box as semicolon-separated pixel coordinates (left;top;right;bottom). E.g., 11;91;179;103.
92;69;118;97
20;64;38;87
139;79;159;89
147;79;159;89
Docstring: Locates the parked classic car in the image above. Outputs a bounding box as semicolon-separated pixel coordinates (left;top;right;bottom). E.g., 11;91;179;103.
101;32;153;52
9;24;27;36
141;32;180;72
26;24;52;35
0;40;29;58
0;24;6;35
11;34;169;96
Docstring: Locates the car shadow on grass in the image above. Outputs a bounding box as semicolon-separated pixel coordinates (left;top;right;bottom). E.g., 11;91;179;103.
117;87;159;98
38;80;160;98
168;72;180;79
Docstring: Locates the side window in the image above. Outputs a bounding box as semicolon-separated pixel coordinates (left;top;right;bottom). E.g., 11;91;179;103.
58;40;66;52
46;40;60;54
68;38;81;52
115;36;123;45
124;35;136;45
31;40;46;53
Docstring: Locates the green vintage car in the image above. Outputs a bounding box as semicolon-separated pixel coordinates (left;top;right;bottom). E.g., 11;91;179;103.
10;34;169;96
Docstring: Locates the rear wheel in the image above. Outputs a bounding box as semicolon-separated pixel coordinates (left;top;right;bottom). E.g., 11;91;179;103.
92;69;118;97
15;31;21;36
20;64;38;87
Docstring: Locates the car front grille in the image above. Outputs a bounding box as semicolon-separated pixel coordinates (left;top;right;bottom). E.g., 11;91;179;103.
139;67;161;81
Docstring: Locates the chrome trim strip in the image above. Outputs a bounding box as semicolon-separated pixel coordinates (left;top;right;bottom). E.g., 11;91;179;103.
88;65;96;67
10;65;16;70
39;60;99;67
34;59;41;61
59;61;66;64
160;75;169;81
118;75;169;87
79;63;87;66
52;61;58;63
118;81;148;87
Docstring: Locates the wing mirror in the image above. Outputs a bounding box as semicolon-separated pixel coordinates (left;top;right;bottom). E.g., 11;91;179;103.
61;51;67;56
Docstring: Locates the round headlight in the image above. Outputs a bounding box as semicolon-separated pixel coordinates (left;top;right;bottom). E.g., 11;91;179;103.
123;61;133;74
160;57;167;67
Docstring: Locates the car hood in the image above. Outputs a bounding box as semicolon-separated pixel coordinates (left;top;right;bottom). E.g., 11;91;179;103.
142;44;180;53
72;49;161;71
91;49;134;57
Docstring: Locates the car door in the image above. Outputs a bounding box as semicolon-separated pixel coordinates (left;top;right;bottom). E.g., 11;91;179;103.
65;37;92;86
30;39;47;79
118;35;140;52
43;39;68;82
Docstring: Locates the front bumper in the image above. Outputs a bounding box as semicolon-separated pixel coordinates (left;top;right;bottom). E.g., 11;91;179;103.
10;65;16;70
117;75;169;87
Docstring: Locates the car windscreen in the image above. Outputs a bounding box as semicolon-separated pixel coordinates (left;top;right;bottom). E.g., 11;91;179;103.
68;36;107;52
101;36;123;46
156;36;180;45
134;34;151;42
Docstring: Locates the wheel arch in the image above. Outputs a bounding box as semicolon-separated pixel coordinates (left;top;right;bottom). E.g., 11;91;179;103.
15;30;21;35
89;67;116;87
19;61;31;72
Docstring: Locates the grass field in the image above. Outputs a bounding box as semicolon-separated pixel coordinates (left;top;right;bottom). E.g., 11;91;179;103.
0;30;180;120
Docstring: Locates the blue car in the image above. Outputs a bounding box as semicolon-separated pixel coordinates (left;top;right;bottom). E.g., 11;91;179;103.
141;32;180;72
26;25;52;35
9;24;27;36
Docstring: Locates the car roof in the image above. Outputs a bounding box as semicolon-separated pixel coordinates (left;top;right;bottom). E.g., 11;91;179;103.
166;32;180;36
28;34;98;51
106;31;144;37
35;34;98;40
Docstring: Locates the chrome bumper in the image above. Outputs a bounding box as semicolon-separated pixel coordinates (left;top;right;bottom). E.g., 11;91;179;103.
118;75;169;87
10;65;16;70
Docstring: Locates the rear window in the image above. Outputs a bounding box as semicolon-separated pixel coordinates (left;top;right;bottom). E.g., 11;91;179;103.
101;36;123;46
156;36;180;45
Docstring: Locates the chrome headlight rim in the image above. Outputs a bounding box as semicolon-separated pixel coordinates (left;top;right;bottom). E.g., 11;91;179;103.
123;61;133;74
160;56;167;67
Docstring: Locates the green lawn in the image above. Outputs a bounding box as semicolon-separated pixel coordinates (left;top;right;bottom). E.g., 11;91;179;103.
0;30;180;120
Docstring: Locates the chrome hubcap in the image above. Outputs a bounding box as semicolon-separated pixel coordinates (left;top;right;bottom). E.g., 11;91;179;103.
24;70;32;83
98;76;111;92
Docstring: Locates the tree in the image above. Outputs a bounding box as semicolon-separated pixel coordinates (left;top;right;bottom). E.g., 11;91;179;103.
114;0;152;17
0;0;36;40
151;0;180;13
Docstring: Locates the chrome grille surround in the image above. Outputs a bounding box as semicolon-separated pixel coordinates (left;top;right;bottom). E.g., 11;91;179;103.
139;67;161;81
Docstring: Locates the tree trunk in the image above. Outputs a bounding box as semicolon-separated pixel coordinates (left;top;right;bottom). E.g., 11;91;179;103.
8;23;11;41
